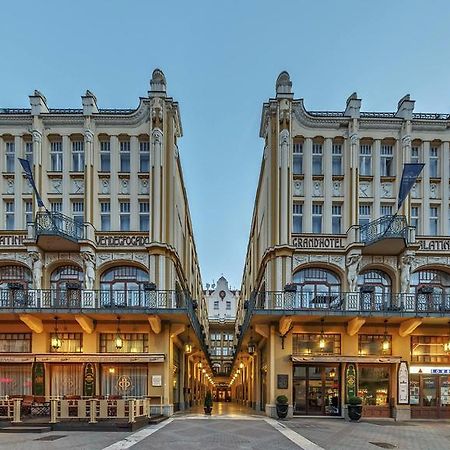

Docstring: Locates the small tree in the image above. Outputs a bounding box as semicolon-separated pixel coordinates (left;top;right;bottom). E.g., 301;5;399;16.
204;391;213;408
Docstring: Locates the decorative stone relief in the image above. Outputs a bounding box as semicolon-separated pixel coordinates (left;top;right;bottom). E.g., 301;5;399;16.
332;181;342;197
97;253;113;266
383;256;397;269
23;178;32;194
293;255;308;268
312;181;323;197
72;179;84;194
293;254;345;271
411;182;420;199
430;182;439;199
51;178;63;194
330;256;345;269
4;178;14;194
133;253;146;262
399;253;415;292
346;253;362;292
0;252;31;268
29;251;43;289
140;178;150;195
359;181;372;198
381;183;393;198
101;179;110;194
81;251;96;290
120;178;129;195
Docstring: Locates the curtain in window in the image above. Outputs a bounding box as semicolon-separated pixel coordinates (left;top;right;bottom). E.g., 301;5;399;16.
51;364;83;397
0;364;32;396
101;365;147;397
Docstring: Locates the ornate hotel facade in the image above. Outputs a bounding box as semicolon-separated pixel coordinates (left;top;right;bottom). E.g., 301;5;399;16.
0;70;212;420
233;72;450;420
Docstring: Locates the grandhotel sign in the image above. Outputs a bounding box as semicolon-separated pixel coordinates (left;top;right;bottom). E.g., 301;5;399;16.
292;236;345;250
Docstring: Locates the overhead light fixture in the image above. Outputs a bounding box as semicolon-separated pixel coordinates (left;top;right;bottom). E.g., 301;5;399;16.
185;325;192;354
382;319;390;353
444;322;450;353
198;362;203;369
239;362;244;369
329;367;336;378
115;316;123;350
51;316;62;350
247;326;256;356
319;318;326;350
202;368;206;374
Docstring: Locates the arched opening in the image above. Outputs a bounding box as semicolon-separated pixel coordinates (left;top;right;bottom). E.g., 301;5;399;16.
0;265;32;307
50;265;83;307
357;269;392;311
410;269;450;311
100;266;149;307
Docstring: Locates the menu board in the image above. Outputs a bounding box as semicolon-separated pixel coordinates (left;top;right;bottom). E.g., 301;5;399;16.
398;361;409;404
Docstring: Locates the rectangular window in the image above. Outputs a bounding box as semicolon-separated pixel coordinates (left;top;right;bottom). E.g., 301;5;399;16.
358;334;392;356
100;202;111;231
50;201;62;213
411;146;420;164
359;204;371;226
430;146;439;178
380;204;393;216
72;201;84;225
139;201;150;231
292;333;341;355
71;140;84;172
5;141;15;172
358;365;390;406
226;301;231;310
214;301;219;310
0;333;31;352
25;141;33;166
120;201;130;231
120;140;131;172
430;206;439;236
293;142;303;175
332;144;343;176
293;202;303;233
380;145;394;176
359;144;372;176
50;140;63;172
312;143;323;175
5;201;14;229
139;140;150;172
100;140;111;172
50;333;82;353
332;204;342;234
411;205;420;233
411;335;450;364
24;200;33;226
100;333;148;353
312;203;323;233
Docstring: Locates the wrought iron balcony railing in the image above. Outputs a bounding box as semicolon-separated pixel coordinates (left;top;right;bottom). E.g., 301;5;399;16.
35;211;86;242
0;289;185;310
359;215;409;246
255;291;450;314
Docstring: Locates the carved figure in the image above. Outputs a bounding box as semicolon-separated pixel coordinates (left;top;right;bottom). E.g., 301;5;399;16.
346;253;362;292
29;252;43;289
400;254;415;293
82;252;96;290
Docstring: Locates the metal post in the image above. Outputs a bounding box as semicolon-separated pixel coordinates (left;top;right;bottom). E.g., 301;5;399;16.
89;399;97;424
128;399;135;423
50;399;58;424
12;399;22;424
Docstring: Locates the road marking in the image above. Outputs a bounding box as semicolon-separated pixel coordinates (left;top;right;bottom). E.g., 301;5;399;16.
264;418;325;450
101;418;174;450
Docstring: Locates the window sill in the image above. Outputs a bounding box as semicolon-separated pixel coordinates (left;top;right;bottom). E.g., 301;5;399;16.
380;176;396;182
47;172;63;177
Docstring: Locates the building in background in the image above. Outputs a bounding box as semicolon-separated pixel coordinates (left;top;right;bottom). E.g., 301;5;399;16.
205;276;238;401
233;71;450;420
0;70;213;420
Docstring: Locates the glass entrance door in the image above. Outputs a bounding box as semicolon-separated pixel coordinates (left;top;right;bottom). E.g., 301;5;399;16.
293;365;340;416
411;374;450;419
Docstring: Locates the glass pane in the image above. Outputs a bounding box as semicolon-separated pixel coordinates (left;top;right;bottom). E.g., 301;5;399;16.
410;375;420;405
440;376;450;406
324;366;340;416
358;365;389;406
422;376;437;406
293;379;306;413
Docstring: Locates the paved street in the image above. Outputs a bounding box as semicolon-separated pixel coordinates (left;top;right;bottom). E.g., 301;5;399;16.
2;404;450;450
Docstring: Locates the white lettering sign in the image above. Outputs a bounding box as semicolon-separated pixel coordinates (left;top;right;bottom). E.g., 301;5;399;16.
398;361;409;404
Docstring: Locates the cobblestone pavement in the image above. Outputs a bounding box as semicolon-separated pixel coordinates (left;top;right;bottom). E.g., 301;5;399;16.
283;417;450;450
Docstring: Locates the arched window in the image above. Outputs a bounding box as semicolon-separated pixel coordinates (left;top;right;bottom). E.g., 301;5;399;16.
410;270;450;295
0;265;32;290
100;266;149;307
357;270;392;295
50;265;83;307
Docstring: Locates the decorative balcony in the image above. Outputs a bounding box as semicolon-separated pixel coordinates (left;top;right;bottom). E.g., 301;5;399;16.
359;215;412;255
35;211;86;251
0;289;185;311
254;291;450;316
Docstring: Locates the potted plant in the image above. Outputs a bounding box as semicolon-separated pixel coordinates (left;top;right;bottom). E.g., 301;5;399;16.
347;396;363;421
204;390;213;415
276;395;289;419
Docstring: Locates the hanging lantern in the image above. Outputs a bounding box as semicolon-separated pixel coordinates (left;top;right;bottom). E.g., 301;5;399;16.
185;325;193;354
247;326;256;355
329;367;336;378
51;316;62;350
444;322;450;353
382;319;390;353
115;316;123;350
319;318;326;350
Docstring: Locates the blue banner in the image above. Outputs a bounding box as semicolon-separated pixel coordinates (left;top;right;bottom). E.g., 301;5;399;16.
398;163;425;209
18;158;44;207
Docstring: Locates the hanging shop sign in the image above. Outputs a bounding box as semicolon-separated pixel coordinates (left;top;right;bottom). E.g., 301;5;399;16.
397;361;409;405
83;363;95;397
32;362;45;396
345;363;357;402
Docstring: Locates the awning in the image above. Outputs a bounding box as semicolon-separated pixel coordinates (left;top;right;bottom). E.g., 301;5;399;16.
0;354;165;364
291;355;402;364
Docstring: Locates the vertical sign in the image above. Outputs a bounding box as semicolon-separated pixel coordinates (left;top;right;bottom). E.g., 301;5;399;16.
398;361;409;404
345;363;357;402
32;362;45;396
84;363;95;397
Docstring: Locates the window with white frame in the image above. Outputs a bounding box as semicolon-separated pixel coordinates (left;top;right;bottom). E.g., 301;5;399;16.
5;201;14;229
100;140;111;172
214;301;219;310
359;144;372;176
293;142;303;175
312;143;323;175
359;204;372;226
411;205;420;233
139;201;150;231
72;201;84;225
50;141;63;172
430;206;439;236
5;141;15;172
380;145;394;176
411;146;420;164
50;201;62;213
293;202;303;233
24;201;33;227
71;140;84;172
100;202;111;231
120;140;131;172
139;140;150;172
332;143;343;176
312;203;323;233
430;146;439;178
380;204;393;216
332;204;342;234
25;141;33;166
120;201;130;231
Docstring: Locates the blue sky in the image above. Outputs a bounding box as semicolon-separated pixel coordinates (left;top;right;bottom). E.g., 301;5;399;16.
2;0;450;289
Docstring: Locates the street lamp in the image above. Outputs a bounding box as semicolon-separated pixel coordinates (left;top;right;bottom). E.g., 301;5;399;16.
247;327;256;356
185;325;193;354
51;316;62;350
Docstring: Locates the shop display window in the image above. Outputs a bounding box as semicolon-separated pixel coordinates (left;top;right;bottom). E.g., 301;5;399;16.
411;336;450;364
293;333;341;356
50;333;82;353
100;333;148;353
358;334;392;356
358;365;390;406
0;333;31;352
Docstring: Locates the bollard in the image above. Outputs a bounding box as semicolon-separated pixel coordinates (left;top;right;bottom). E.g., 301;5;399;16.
128;399;135;423
50;398;58;424
89;398;97;424
12;399;22;423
